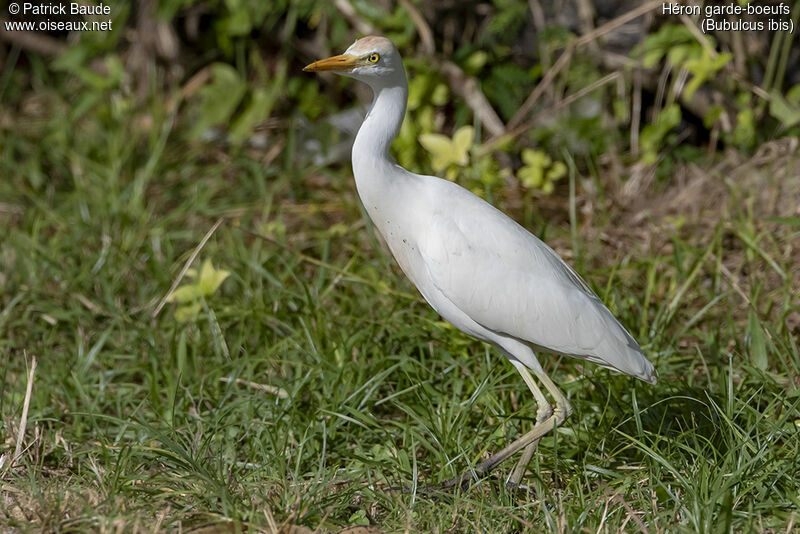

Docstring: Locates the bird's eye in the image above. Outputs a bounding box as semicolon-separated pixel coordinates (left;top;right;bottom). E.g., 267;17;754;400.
368;53;380;63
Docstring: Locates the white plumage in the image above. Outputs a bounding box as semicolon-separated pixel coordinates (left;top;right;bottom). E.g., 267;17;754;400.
305;36;656;488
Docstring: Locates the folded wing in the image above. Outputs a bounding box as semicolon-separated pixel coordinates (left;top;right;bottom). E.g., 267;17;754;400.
417;186;655;383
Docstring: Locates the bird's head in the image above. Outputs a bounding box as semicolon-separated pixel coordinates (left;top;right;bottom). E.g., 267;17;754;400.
303;36;403;85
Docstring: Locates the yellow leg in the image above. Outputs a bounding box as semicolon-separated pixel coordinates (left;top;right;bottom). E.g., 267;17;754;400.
440;362;572;490
514;361;551;419
537;367;573;420
507;363;552;487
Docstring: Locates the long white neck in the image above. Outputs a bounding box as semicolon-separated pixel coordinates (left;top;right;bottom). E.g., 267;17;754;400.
351;77;408;198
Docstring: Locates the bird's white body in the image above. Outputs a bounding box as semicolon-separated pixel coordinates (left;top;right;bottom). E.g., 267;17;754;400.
305;36;656;486
344;37;655;384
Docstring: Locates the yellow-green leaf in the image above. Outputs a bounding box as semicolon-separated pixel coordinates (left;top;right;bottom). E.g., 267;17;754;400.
168;284;205;304
466;51;489;73
517;149;565;195
327;223;348;237
197;259;231;296
418;133;453;171
546;161;567;181
431;83;449;106
167;259;231;308
419;125;473;172
747;309;768;371
175;302;202;323
517;165;544;189
521;148;549;168
451;126;474;166
769;91;800;127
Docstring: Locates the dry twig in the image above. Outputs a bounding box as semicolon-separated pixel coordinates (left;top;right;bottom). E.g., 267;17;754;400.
332;0;375;35
505;0;662;133
398;0;434;54
433;59;507;137
0;22;65;55
12;354;37;471
219;377;289;399
495;71;621;146
398;0;506;137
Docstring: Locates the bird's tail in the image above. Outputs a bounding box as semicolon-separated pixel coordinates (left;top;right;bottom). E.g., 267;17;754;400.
588;301;657;384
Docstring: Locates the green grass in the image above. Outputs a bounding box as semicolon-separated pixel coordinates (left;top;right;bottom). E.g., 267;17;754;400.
2;96;799;532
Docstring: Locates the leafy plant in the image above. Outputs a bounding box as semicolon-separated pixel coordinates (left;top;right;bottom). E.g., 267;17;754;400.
637;24;696;68
483;63;537;121
637;25;730;100
167;259;231;322
393;64;443;170
516;149;566;194
419;125;474;178
190;63;247;140
682;49;732;99
725;91;758;150
639;104;682;165
769;91;800;128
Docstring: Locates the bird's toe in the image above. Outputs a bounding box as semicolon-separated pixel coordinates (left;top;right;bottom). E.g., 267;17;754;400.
536;404;554;422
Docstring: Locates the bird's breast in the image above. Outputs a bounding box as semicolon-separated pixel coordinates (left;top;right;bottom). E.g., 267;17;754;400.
378;222;423;283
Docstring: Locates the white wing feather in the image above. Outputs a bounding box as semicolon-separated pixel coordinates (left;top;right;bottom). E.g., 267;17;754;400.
414;178;656;383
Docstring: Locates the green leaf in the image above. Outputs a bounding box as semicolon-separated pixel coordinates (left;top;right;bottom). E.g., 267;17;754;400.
522;148;550;168
230;88;276;143
643;49;665;69
431;83;449;106
786;84;800;105
747;309;768;371
168;284;206;304
733;108;755;148
451;126;474;163
419;125;473;172
703;105;724;128
418;133;453;171
764;216;800;226
666;44;696;67
546;161;567;181
347;509;370;526
613;98;629;122
175;302;202;323
465;51;489;73
636;24;695;68
407;74;431;111
640;104;682;164
191;63;247;139
517;149;565;194
167;259;230;317
769;91;800;128
327;223;348;237
517;165;544;188
683;51;731;99
197;259;231;297
484;63;535;120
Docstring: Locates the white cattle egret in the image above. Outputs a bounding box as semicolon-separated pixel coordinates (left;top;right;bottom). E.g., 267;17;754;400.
305;36;656;489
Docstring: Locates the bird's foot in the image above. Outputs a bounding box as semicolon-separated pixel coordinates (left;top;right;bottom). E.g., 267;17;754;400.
436;470;484;492
536;404;554;423
504;479;537;498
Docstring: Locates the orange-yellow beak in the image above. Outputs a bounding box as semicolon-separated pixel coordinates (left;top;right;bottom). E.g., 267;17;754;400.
303;54;360;72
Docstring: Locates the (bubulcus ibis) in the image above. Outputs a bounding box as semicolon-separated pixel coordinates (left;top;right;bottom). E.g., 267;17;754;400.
304;36;656;489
